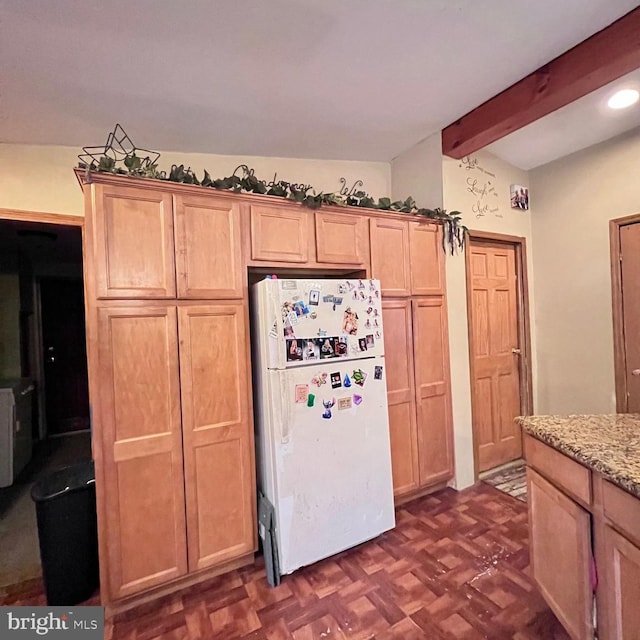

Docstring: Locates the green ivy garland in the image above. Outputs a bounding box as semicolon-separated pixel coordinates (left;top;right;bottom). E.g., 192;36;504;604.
78;156;467;253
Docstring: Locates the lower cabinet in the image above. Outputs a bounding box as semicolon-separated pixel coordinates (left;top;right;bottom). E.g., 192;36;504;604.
96;303;255;606
527;468;593;640
600;525;640;639
382;297;454;498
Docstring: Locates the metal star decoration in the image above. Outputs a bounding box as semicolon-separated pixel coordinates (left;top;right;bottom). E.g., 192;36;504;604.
78;124;160;172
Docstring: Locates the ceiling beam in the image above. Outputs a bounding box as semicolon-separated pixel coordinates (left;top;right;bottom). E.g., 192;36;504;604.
441;7;640;159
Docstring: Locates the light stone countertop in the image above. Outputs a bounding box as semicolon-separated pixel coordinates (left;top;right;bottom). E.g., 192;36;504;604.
516;414;640;499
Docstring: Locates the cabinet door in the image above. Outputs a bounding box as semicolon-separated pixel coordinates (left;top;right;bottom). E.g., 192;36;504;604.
178;304;255;571
97;306;187;600
315;211;368;265
92;184;176;298
601;525;640;640
412;297;454;486
528;469;593;640
370;218;411;296
409;222;445;296
250;205;309;263
174;194;243;299
382;300;419;497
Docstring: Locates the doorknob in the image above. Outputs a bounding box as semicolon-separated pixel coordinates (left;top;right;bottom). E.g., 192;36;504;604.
632;369;640;376
512;348;521;354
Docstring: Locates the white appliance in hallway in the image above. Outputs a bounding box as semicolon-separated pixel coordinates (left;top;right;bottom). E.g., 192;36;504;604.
251;278;395;580
0;379;34;487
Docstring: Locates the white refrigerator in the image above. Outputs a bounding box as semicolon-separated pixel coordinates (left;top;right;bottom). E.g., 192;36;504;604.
251;278;395;580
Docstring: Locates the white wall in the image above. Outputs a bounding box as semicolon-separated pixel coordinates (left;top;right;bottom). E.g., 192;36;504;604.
391;133;443;208
530;129;640;414
442;150;536;488
0;144;391;216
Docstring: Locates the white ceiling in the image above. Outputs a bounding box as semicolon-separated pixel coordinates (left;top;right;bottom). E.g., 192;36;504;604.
487;68;640;170
0;1;638;162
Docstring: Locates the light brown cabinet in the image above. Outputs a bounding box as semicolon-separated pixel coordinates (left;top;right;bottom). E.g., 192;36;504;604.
370;218;411;296
97;306;187;599
409;222;445;296
89;184;243;299
315;211;368;265
174;194;243;299
178;304;255;571
92;184;176;298
412;297;454;486
95;302;255;606
382;300;419;496
525;434;640;640
250;204;310;263
601;525;640;638
527;467;593;640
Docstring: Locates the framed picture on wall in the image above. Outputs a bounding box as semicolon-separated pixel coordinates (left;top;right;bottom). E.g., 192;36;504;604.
510;184;529;210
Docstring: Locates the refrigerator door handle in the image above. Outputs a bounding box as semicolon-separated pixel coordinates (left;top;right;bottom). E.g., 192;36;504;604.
278;369;291;444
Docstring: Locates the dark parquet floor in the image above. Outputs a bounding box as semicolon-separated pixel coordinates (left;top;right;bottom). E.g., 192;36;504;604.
1;484;570;639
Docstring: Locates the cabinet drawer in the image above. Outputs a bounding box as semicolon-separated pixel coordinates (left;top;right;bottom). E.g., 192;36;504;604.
524;434;591;508
602;479;640;548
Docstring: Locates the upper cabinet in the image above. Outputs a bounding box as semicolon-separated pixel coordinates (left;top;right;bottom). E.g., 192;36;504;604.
174;194;243;299
315;211;369;265
88;181;244;300
370;218;411;296
91;184;176;299
250;204;310;263
409;222;445;296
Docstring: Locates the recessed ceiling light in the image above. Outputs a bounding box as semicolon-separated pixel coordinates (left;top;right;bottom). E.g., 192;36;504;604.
607;89;639;110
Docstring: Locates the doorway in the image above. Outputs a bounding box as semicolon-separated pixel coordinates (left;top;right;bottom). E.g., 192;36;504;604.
0;210;91;596
610;214;640;413
465;232;533;476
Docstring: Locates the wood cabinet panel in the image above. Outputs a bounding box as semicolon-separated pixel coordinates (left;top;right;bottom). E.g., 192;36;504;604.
412;297;454;486
382;300;419;496
601;524;640;640
528;468;593;640
409;222;445;296
524;434;592;508
250;205;309;263
370;218;411;296
602;479;640;548
178;304;255;571
174;194;243;298
97;306;187;599
93;184;176;298
315;211;368;265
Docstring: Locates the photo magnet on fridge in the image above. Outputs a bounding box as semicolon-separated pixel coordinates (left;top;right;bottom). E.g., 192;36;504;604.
286;339;303;361
374;365;383;380
352;369;367;387
293;300;310;316
330;372;342;388
342;307;359;335
335;337;348;356
295;384;309;403
366;334;375;349
309;289;320;305
319;338;335;359
303;340;319;360
358;337;368;352
322;294;334;303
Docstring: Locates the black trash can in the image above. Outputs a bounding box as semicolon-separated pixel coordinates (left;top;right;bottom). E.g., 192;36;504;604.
31;460;99;605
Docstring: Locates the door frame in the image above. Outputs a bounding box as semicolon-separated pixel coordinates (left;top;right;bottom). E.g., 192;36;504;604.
465;231;534;479
0;208;85;438
609;212;640;412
